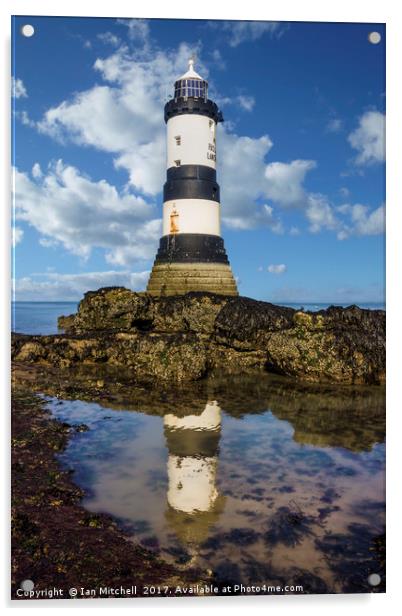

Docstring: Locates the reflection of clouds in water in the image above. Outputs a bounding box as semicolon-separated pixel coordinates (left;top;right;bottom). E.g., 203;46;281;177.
216;409;385;591
47;376;385;593
263;505;317;547
49;398;167;531
315;523;385;593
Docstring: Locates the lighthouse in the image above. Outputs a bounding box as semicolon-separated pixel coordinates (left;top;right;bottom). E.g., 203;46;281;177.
146;59;238;296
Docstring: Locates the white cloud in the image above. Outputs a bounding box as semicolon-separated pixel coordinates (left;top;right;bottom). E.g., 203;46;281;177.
352;204;385;235
264;160;316;207
114;134;166;195
12;77;27;99
215;93;256;114
39;237;59;249
339;187;350;198
219;138;334;236
13;160;161;265
13;270;150;301
336;204;350;215
32;163;42;178
218;130;282;229
12;227;24;246
97;32;121;47
236;95;255;111
305;193;338;233
15;110;36;128
220;21;285;47
347;203;385;236
335;203;385;239
326;117;343;133
211;49;226;70
117;19;150;43
268;264;287;274
104;219;163;266
348;110;385;165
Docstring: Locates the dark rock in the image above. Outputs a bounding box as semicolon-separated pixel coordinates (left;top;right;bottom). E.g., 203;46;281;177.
11;288;385;385
73;424;89;433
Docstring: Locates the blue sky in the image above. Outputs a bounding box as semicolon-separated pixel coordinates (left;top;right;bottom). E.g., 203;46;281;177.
12;16;385;303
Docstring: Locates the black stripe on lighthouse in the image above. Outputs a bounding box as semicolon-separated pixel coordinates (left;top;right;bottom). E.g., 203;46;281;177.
164;164;220;202
154;234;230;264
164;98;224;124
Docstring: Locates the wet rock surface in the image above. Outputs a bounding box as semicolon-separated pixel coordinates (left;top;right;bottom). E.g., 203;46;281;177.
14;287;385;385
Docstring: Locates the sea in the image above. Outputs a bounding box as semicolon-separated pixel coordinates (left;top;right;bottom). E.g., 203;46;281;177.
11;301;385;336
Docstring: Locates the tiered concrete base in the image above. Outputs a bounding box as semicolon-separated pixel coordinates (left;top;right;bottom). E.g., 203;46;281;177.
146;262;238;296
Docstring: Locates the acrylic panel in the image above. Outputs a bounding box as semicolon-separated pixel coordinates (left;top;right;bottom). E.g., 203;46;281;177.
11;16;385;600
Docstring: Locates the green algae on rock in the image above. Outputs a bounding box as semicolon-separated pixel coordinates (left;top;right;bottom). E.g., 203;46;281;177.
14;287;385;385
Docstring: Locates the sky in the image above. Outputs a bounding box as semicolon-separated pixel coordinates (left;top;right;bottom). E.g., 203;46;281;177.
11;16;385;303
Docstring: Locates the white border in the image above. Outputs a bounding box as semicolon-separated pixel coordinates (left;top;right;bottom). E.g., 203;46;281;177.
2;1;401;614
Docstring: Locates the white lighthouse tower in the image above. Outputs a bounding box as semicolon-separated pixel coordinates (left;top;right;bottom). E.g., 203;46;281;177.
147;59;238;296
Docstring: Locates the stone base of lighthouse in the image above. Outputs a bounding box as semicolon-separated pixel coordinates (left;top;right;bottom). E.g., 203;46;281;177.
146;262;238;296
146;233;238;296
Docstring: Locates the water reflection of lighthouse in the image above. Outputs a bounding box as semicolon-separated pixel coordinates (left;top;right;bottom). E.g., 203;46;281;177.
163;401;225;547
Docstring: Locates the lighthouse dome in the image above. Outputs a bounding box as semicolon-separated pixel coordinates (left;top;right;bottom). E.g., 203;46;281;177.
174;58;208;101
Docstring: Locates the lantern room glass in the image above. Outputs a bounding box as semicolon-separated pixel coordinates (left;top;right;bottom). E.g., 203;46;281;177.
174;79;208;101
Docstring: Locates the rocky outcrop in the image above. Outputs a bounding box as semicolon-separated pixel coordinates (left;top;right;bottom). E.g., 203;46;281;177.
13;287;385;385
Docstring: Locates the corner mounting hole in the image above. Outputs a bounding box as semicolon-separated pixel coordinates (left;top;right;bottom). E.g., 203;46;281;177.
368;573;381;586
20;579;34;591
21;24;35;38
368;31;381;45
